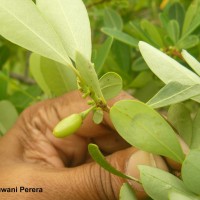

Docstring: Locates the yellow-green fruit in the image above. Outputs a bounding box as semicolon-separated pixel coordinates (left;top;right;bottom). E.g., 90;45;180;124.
53;114;82;138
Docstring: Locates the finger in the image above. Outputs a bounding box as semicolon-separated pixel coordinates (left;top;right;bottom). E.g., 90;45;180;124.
92;130;130;154
29;148;168;200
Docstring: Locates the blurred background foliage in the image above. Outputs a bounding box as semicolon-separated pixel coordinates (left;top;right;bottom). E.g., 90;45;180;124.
1;0;200;135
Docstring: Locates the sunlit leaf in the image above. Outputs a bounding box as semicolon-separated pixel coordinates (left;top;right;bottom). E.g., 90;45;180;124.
36;0;91;61
147;82;200;108
110;100;185;163
182;50;200;76
139;41;200;85
0;0;71;65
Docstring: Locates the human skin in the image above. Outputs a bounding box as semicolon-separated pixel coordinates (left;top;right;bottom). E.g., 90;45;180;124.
0;90;173;200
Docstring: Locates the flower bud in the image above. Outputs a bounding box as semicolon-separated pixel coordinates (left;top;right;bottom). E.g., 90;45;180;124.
53;114;82;138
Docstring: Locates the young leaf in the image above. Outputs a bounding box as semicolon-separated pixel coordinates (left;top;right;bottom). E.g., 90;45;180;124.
104;8;123;30
88;144;136;181
119;183;138;200
169;190;200;200
0;0;71;66
0;100;18;134
139;41;200;85
36;0;91;61
75;51;104;99
168;103;193;146
110;100;185;163
99;72;122;100
139;166;189;200
94;37;113;74
147;82;200;108
191;109;200;149
182;149;200;195
101;28;139;47
93;109;103;124
182;50;200;76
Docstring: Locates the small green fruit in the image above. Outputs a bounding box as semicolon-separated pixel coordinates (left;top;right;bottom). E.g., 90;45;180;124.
53;114;82;138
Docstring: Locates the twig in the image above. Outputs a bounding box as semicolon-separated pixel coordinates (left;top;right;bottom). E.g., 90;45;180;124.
9;72;36;85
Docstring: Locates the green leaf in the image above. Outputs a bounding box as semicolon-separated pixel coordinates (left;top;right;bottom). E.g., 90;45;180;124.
0;0;71;66
0;100;18;134
75;51;103;99
139;41;200;85
30;53;51;96
130;71;153;88
40;56;77;96
9;85;42;113
94;37;113;74
101;28;139;47
93;109;103;124
139;166;189;200
168;103;193;146
36;0;91;61
132;57;149;72
141;19;164;47
110;100;185;163
182;50;200;76
167;20;180;44
169;190;200;200
168;2;185;29
147;82;200;108
177;35;199;50
99;72;122;100
0;70;8;100
182;1;200;38
88;144;135;180
182;149;200;195
191;109;200;149
104;8;123;30
119;183;138;200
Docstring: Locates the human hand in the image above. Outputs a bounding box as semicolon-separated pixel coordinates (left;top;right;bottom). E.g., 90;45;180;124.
0;90;169;200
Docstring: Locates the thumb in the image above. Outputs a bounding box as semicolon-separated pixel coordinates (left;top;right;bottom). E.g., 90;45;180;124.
36;148;168;200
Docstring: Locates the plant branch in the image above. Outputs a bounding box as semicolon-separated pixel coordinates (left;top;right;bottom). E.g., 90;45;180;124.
9;72;36;85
